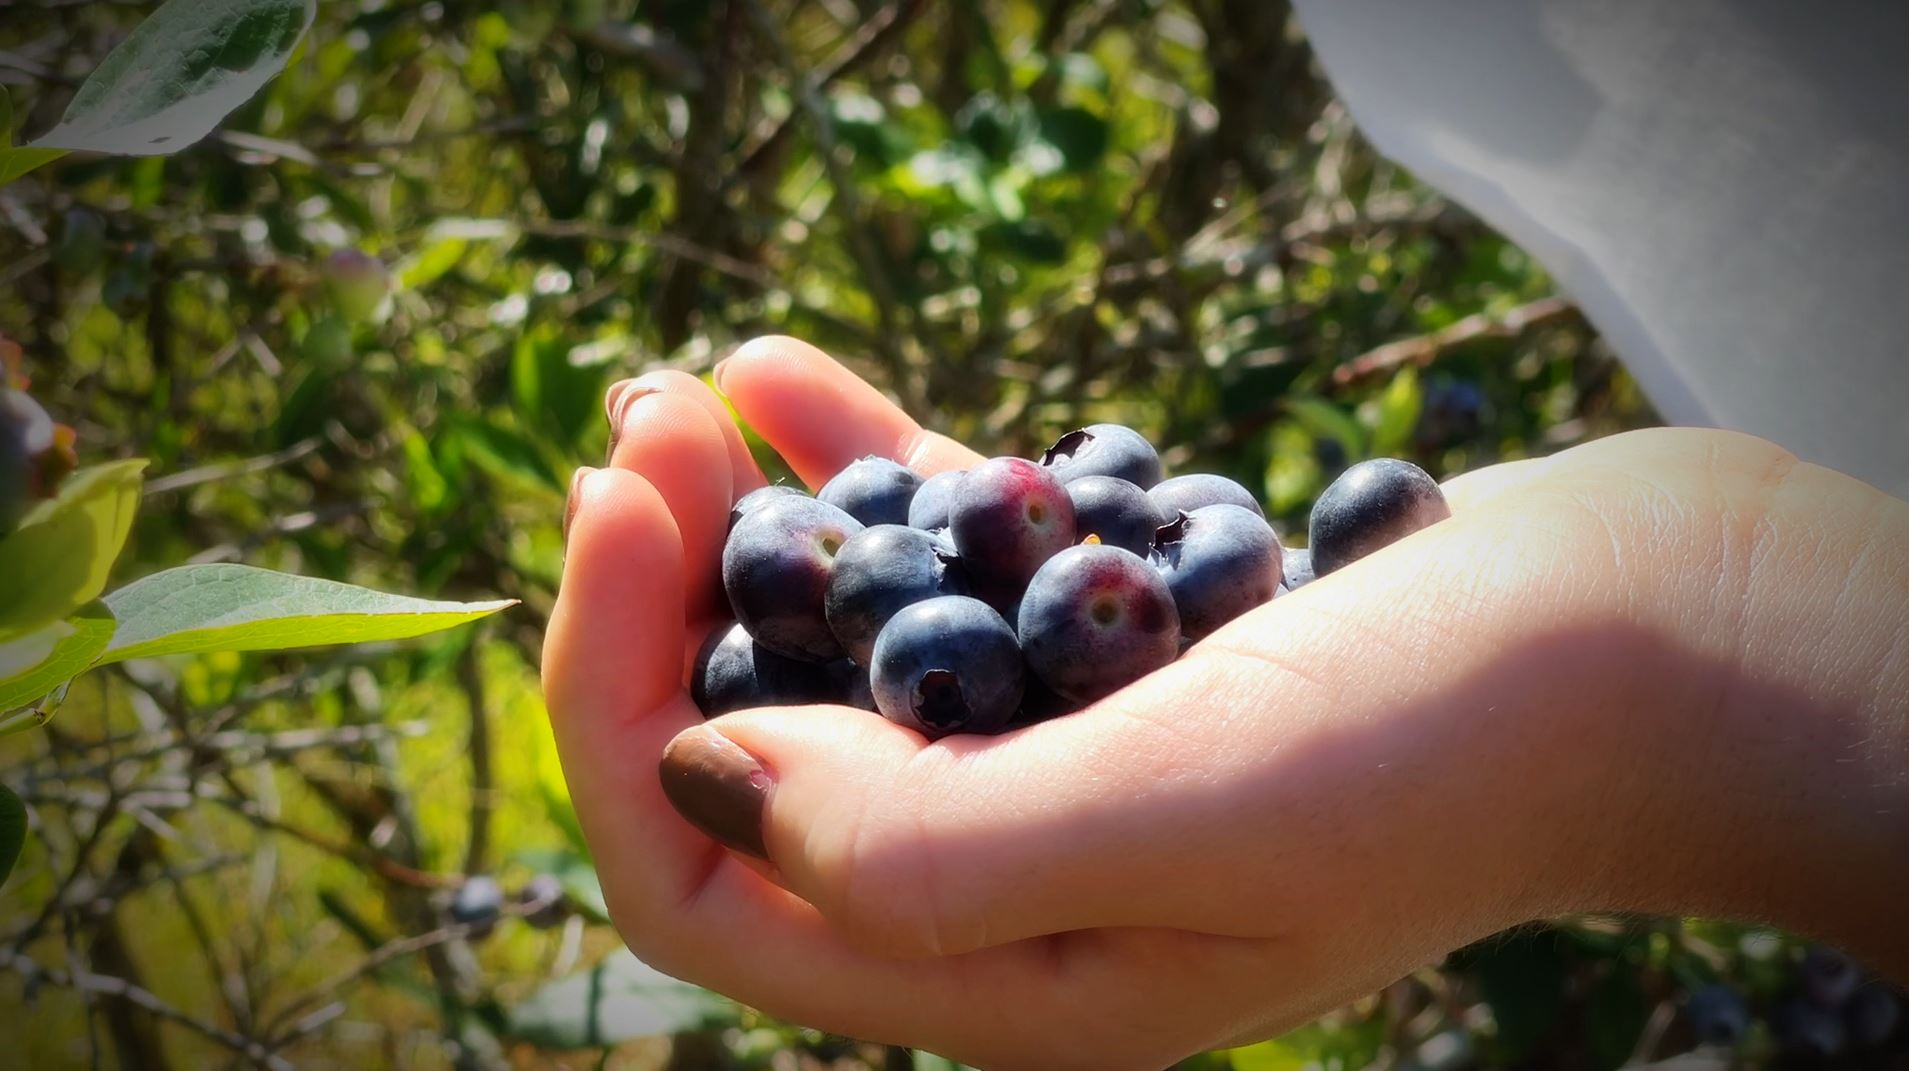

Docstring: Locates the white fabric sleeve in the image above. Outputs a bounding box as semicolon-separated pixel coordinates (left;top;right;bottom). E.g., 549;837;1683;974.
1290;0;1909;498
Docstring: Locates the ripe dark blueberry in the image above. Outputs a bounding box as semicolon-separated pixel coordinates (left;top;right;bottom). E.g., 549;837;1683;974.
825;524;969;665
1846;985;1901;1048
1800;946;1862;1008
1019;544;1181;704
729;484;806;531
692;622;843;716
450;875;504;939
907;469;966;530
1281;546;1316;592
518;874;568;929
1307;458;1450;575
721;496;864;662
1066;475;1164;557
830;660;879;712
818;456;922;527
1147;473;1264;519
869;596;1024;738
1038;424;1163;489
1776;998;1847;1059
1151;505;1283;641
949;457;1076;609
1686;984;1751;1048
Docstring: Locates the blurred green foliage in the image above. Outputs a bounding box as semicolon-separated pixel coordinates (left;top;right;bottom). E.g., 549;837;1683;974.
0;2;1895;1070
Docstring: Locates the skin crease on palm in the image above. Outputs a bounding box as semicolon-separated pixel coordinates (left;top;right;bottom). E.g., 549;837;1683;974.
544;336;1909;1071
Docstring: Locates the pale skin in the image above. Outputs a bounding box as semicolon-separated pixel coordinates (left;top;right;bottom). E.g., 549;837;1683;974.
542;335;1909;1071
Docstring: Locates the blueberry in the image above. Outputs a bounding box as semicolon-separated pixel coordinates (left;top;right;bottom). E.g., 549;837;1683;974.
1038;424;1163;489
1066;475;1165;557
818;456;921;527
722;496;863;661
1151;505;1283;641
1009;674;1081;728
518;874;568;930
729;484;806;531
1307;458;1450;575
1776;998;1847;1059
907;469;966;530
1846;984;1901;1048
691;622;843;715
869;596;1024;738
450;875;504;939
1147;473;1264;519
1686;984;1751;1048
1281;545;1316;592
830;659;879;712
1800;945;1862;1008
825;524;969;665
948;456;1076;609
1019;544;1181;704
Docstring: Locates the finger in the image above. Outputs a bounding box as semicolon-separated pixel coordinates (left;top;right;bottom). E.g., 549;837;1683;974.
544;468;711;915
607;391;735;621
714;335;982;486
1439;455;1553;512
609;369;765;494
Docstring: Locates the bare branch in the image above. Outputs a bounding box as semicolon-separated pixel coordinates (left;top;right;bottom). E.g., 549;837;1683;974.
1330;296;1579;385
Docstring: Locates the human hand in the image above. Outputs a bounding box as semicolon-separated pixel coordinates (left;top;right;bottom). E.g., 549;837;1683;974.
544;337;1909;1071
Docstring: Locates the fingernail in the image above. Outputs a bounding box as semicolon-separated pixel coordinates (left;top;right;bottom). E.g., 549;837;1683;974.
710;357;732;393
564;467;595;539
605;387;658;462
604;379;637;425
659;728;772;860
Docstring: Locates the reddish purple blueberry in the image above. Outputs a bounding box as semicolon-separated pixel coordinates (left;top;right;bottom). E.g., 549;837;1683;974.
869;596;1024;738
825;524;969;666
1151;505;1283;641
907;469;966;530
1018;544;1180;704
948;456;1077;609
1038;423;1163;489
692;621;845;715
722;496;864;661
1147;472;1264;519
1067;475;1164;557
819;456;922;527
1307;458;1450;575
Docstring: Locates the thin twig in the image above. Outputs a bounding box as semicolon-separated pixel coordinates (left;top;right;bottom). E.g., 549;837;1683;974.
0;949;294;1071
734;0;927;174
1330;296;1578;384
145;437;323;495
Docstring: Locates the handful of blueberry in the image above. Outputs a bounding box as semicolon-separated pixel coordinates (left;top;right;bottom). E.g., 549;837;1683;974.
694;425;1451;737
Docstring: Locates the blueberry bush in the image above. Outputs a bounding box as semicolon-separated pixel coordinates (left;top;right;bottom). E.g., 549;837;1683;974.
0;1;1899;1069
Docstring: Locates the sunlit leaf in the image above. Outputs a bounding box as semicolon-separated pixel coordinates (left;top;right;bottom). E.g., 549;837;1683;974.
0;87;67;185
99;564;514;664
31;0;316;157
0;602;115;715
0;460;146;643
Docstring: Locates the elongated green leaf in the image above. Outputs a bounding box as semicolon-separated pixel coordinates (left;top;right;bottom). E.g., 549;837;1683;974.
502;949;734;1049
100;564;514;664
0;460;146;642
0;87;67;185
0;782;22;888
0;603;116;714
30;0;316;157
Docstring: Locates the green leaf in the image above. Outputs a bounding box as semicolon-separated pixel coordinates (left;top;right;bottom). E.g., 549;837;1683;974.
0;460;146;643
0;603;116;715
1034;106;1109;172
29;0;316;157
1282;397;1368;461
0;87;68;185
1369;366;1423;455
0;782;22;889
98;564;514;665
501;949;735;1049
